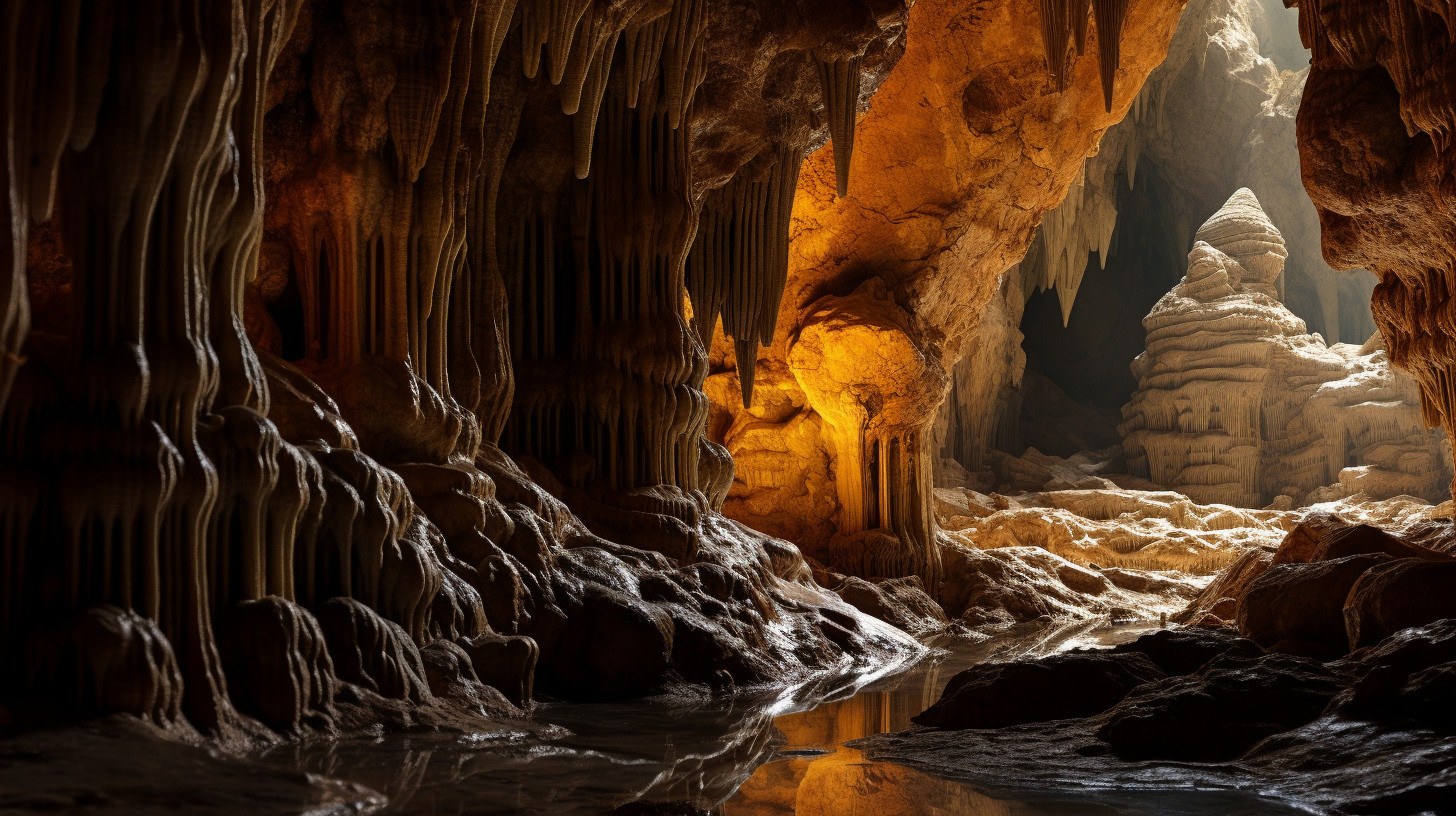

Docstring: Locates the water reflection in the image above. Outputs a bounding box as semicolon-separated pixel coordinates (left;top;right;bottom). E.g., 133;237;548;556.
719;623;1148;816
262;621;1269;815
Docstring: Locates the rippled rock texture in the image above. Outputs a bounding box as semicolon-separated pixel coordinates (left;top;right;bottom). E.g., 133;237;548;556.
1293;0;1456;504
0;0;945;742
1120;188;1452;507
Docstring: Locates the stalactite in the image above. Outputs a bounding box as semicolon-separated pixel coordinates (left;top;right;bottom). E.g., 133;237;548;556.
1092;0;1129;113
1039;0;1074;92
624;14;669;110
477;0;521;109
686;147;803;407
816;56;864;199
1036;0;1126;110
659;0;707;129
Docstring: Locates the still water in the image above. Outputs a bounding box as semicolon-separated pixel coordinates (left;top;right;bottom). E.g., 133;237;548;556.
259;621;1312;815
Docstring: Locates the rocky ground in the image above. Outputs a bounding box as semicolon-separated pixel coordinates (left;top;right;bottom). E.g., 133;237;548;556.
858;513;1456;815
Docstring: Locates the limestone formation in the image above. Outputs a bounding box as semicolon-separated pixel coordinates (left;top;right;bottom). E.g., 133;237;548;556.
1291;0;1456;503
1120;189;1452;507
0;0;936;739
710;0;1191;586
935;0;1381;479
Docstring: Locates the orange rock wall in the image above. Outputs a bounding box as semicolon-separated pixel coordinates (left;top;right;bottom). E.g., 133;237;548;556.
711;0;1189;584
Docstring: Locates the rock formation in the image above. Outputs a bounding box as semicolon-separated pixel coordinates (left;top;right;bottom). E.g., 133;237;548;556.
0;0;952;739
708;0;1191;585
1120;188;1452;507
935;0;1383;476
861;517;1456;813
1291;0;1456;504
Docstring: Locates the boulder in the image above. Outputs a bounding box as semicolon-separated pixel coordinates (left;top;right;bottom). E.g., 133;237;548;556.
1109;627;1262;676
1344;560;1456;649
1236;553;1391;656
1097;653;1348;761
912;652;1165;729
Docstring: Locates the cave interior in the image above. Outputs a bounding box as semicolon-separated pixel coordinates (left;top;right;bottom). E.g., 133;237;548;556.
3;0;1456;813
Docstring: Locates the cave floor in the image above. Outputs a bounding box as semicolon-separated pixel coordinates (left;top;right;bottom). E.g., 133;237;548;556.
2;620;1310;815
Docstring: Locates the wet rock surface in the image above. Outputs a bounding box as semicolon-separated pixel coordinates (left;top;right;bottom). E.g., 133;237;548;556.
1097;652;1349;761
859;517;1456;814
1106;626;1262;676
913;651;1166;729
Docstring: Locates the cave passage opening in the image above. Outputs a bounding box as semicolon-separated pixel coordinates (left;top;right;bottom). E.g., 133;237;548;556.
1002;0;1378;464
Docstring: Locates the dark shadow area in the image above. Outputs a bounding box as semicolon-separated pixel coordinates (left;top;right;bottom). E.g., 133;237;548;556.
1015;165;1189;457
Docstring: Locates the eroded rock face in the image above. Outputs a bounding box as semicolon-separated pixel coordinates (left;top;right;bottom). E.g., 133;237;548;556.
0;0;939;739
1292;0;1456;501
1120;189;1452;507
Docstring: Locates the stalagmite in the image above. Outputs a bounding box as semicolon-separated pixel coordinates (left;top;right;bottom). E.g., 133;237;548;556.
1120;190;1451;506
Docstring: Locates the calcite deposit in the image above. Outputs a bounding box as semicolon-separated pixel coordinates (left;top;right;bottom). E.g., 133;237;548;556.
0;0;951;740
1121;188;1452;507
710;0;1191;585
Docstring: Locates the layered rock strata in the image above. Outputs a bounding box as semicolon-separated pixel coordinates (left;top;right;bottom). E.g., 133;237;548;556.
1120;189;1451;506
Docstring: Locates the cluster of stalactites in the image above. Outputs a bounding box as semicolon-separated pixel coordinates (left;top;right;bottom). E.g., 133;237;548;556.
518;0;707;179
685;147;805;408
499;75;707;493
1038;0;1131;111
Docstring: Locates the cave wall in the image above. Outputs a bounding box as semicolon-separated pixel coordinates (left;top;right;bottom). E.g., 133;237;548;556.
0;0;935;737
1292;0;1456;500
707;0;1191;583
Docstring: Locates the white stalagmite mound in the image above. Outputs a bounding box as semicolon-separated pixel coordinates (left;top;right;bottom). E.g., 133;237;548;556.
1120;189;1453;507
